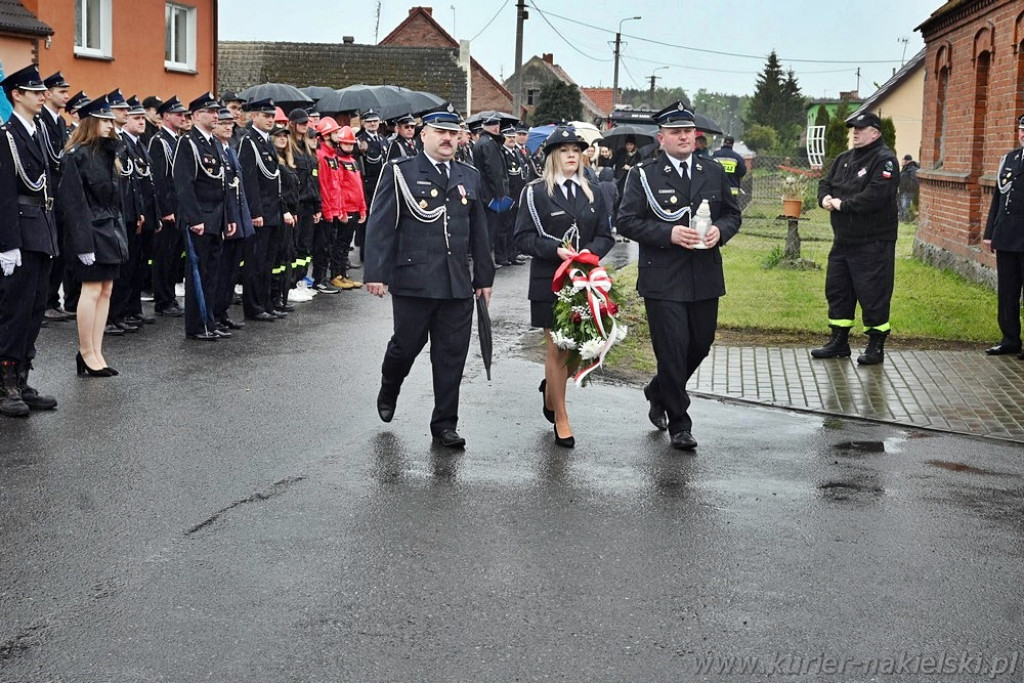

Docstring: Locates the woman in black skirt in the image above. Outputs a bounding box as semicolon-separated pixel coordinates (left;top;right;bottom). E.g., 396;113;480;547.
513;127;615;447
60;96;129;377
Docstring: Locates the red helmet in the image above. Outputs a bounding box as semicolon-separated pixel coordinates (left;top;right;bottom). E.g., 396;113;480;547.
316;116;341;138
274;106;289;125
337;125;357;145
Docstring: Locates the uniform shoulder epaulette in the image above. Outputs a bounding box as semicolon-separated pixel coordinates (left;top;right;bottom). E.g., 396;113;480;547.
390;156;415;166
67;144;80;155
635;158;654;169
453;159;478;173
526;176;544;187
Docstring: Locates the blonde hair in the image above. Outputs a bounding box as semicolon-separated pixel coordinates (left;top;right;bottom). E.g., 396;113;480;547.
542;145;594;203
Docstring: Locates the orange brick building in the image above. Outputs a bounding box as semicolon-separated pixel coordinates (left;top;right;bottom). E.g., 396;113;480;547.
0;0;216;111
914;0;1024;285
380;6;511;116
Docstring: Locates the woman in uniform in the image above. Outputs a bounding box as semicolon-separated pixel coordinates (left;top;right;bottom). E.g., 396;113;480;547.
514;126;614;447
60;96;128;377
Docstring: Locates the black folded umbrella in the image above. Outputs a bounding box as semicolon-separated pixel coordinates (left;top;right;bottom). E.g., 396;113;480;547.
476;296;492;381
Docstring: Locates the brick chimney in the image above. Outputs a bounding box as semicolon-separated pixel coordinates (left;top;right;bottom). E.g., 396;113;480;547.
542;53;554;64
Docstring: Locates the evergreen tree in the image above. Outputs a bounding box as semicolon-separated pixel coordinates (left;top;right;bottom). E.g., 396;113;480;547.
881;116;897;152
747;52;806;152
530;80;583;126
813;105;829;129
825;101;851;158
744;124;778;153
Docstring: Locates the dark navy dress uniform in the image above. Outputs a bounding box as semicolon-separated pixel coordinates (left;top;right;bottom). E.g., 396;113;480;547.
115;122;159;323
215;132;255;329
148;96;186;315
983;118;1024;354
238;99;283;320
514;175;615;328
0;66;60;412
173;95;230;339
617;103;742;444
364;112;495;439
39;72;72;314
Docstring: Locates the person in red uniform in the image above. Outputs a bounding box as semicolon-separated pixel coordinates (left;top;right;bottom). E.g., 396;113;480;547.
330;125;365;290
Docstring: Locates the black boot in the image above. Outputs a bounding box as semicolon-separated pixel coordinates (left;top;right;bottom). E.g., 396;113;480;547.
857;332;888;365
811;326;852;359
17;361;57;410
0;360;29;417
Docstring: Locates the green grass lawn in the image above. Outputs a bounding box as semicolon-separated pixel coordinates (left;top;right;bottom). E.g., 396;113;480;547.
606;210;1000;375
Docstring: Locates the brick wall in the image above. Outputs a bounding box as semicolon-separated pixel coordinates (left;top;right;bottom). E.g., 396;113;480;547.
915;0;1024;284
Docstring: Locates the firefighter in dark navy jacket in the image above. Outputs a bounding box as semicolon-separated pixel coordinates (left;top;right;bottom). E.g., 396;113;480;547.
617;100;742;451
364;106;495;449
982;115;1024;358
0;64;60;415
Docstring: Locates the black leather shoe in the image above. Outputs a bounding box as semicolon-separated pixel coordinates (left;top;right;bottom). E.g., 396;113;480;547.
670;431;698;450
116;321;140;333
270;310;288;319
221;318;245;330
986;343;1021;356
643;383;668;431
157;307;184;318
212;329;232;339
376;386;397;423
125;314;155;326
553;424;575;448
432;428;466;448
103;323;125;336
248;312;276;322
276;302;296;312
539;379;555;424
187;332;219;341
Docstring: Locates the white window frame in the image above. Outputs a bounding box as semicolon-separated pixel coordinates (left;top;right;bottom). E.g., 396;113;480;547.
164;3;197;73
74;0;112;59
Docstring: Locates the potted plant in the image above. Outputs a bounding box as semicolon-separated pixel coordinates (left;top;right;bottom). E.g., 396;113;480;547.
781;175;804;218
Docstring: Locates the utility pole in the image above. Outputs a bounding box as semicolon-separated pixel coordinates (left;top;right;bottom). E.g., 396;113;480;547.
512;0;527;117
855;67;861;96
613;16;641;109
648;67;668;107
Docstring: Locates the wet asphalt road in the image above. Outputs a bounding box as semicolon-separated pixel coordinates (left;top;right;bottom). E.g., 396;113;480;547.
2;243;1023;682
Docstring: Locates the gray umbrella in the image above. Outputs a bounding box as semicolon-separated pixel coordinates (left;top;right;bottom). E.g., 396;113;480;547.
383;86;447;116
315;84;408;118
299;86;336;102
237;83;313;111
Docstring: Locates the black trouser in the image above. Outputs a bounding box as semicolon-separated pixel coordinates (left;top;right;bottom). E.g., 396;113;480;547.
46;212;65;310
329;215;356;278
183;229;222;336
109;223;144;323
382;295;474;435
214;236;246;324
825;240;895;331
243;222;279;318
270;223;295;305
291;212;315;288
152;218;182;312
485;208;508;264
129;231;154;318
499;208;518;263
0;251;50;363
644;297;719;436
995;250;1024;348
311;217;335;285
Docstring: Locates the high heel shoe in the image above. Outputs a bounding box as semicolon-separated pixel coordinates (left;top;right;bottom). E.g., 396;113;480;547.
103;366;119;376
76;352;112;377
553;423;575;449
539;379;555;424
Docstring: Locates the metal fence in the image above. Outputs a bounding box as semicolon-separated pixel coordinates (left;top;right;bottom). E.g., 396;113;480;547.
736;154;830;219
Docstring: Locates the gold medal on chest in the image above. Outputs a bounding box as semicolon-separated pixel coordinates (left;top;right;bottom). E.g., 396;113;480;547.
419;199;429;209
461;198;467;205
430;188;438;197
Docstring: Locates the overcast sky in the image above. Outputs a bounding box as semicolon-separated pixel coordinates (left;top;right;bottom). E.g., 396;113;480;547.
219;0;934;99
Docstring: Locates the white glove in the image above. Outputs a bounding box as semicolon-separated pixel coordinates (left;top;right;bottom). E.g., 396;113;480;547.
78;253;96;266
0;248;21;276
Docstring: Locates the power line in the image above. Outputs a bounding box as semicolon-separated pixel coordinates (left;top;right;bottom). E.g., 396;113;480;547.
468;0;511;42
527;1;613;62
530;3;904;65
622;52;858;76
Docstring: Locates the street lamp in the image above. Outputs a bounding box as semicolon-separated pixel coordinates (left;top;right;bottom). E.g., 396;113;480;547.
613;16;642;109
648;66;669;106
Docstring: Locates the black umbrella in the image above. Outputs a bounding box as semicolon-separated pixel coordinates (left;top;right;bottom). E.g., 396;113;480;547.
298;86;336;102
694;113;723;136
316;84;408;118
465;110;515;125
476;296;492;381
237;82;313;111
381;86;448;117
601;124;658;153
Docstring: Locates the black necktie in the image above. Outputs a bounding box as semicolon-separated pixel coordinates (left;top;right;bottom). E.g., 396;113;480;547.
679;160;691;206
564;179;575;202
679;160;688;179
436;162;448;181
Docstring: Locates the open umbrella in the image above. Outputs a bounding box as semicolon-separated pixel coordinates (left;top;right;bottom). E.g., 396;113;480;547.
465;110;516;125
299;86;336;102
693;113;723;136
476;296;492;381
237;82;313;111
601;124;657;153
568;121;603;146
316;84;408;118
382;86;447;117
526;124;557;154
